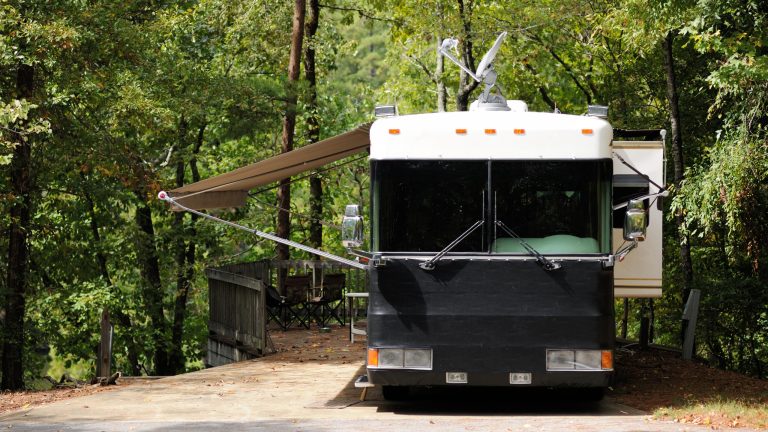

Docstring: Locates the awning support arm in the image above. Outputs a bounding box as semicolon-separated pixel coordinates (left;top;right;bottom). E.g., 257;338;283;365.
158;191;369;271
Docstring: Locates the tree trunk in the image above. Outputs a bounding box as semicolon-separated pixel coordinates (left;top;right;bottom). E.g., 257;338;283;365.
169;116;189;374
81;172;110;283
662;32;694;312
455;0;478;111
276;0;306;282
134;190;170;375
169;122;204;374
2;63;34;391
305;0;322;256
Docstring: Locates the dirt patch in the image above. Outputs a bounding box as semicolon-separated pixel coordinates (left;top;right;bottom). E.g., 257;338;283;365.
611;347;768;429
267;324;367;364
0;383;124;415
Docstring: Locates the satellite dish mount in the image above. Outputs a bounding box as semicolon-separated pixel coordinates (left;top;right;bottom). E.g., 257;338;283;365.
439;31;508;110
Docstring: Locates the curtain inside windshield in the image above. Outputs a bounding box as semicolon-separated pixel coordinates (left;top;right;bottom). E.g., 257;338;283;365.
492;160;611;254
373;160;486;252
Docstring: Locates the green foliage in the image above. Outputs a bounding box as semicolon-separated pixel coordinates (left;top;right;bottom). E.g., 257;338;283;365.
0;98;51;167
3;0;768;385
698;276;768;375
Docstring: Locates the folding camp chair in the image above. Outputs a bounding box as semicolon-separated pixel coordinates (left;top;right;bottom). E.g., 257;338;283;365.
266;275;311;330
266;285;290;331
308;273;346;327
284;275;311;329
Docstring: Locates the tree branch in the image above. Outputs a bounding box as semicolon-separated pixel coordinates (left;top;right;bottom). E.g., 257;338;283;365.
523;30;593;104
318;4;400;24
408;55;438;85
523;63;557;110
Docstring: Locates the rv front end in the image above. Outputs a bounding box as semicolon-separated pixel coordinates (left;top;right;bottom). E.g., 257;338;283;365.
365;259;614;391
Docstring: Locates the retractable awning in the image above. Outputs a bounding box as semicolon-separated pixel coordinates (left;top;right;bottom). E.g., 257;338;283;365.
168;123;371;210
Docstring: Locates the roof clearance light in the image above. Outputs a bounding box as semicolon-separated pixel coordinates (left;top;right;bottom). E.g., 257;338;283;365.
582;128;594;135
485;128;497;135
455;128;467;135
514;129;525;135
388;128;400;135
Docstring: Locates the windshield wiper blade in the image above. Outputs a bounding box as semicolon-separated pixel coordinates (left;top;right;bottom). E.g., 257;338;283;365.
419;220;484;271
495;220;562;271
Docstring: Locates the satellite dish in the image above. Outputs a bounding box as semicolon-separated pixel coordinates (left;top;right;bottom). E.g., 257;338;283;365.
437;31;510;109
475;32;507;79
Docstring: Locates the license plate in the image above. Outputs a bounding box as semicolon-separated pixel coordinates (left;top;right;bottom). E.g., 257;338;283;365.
509;372;532;384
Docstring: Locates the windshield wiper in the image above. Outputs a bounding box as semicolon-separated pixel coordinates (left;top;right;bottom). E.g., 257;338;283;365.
419;220;484;271
495;220;561;271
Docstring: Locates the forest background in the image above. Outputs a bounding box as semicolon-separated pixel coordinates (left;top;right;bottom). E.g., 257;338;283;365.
1;0;767;390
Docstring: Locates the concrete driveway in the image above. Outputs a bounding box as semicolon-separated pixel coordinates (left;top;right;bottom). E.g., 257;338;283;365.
0;349;731;432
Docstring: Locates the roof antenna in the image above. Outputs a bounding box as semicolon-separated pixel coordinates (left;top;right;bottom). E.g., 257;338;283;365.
439;31;508;110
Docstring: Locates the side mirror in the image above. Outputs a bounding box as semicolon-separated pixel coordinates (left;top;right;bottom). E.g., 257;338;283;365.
623;199;646;241
341;204;364;248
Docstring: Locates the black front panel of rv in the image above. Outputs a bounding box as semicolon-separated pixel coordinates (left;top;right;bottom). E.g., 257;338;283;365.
367;259;614;387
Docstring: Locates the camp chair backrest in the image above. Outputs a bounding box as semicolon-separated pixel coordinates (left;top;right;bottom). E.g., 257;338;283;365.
320;273;346;301
284;275;311;304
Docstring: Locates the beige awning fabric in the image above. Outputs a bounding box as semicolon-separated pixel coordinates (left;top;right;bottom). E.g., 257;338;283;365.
168;123;371;210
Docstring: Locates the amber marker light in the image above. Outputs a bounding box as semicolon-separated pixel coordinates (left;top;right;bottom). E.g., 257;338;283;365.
513;128;525;135
601;350;613;370
582;128;594;135
455;128;468;135
367;348;379;367
484;128;497;135
388;128;400;135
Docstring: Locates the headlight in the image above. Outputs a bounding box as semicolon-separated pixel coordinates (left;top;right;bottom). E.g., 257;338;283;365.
546;349;575;370
575;350;602;370
546;349;613;371
367;348;433;370
379;349;404;368
404;349;432;369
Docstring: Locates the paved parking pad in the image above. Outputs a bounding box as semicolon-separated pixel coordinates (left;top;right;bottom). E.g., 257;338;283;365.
0;353;737;431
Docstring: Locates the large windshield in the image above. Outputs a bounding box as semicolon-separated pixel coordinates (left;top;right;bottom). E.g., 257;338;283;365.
372;159;611;254
492;160;612;254
372;160;486;252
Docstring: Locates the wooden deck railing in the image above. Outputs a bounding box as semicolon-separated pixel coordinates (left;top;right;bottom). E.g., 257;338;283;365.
205;261;270;367
205;259;367;367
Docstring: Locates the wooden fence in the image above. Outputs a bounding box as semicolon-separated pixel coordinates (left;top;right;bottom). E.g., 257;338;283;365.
206;259;367;367
206;261;270;367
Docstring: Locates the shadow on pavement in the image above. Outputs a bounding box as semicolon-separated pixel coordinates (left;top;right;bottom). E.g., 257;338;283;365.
324;364;644;417
371;387;643;416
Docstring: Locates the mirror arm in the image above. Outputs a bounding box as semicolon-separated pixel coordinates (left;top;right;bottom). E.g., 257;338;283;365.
615;240;639;262
613;189;669;211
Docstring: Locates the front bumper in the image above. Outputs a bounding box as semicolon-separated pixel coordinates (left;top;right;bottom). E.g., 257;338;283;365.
368;369;612;388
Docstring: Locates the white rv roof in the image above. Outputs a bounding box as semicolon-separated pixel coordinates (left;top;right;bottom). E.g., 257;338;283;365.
370;110;612;160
